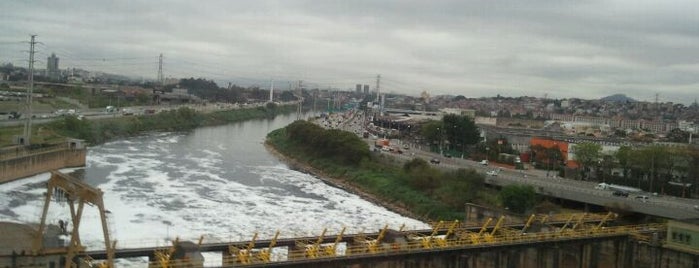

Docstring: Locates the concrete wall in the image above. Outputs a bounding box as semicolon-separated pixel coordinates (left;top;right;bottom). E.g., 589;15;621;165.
0;148;86;183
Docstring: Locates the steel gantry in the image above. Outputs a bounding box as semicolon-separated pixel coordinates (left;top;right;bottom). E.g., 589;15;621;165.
34;171;115;268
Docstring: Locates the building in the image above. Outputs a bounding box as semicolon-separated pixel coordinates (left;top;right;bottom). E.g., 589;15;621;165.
363;84;370;95
46;53;60;81
440;108;476;118
356;84;362;93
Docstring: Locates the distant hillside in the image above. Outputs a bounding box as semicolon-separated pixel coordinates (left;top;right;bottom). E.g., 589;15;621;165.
600;94;636;103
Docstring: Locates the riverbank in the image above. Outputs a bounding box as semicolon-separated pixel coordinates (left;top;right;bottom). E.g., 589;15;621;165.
264;141;430;223
1;103;297;147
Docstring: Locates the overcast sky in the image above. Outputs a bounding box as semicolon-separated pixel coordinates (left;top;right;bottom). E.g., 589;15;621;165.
1;0;698;104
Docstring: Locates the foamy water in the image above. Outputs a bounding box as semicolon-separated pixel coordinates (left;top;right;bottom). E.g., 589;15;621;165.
0;116;428;266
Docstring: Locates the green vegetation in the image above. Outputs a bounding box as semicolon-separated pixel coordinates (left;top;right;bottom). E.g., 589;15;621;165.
420;114;481;156
1;104;296;146
498;185;537;214
572;143;602;179
267;120;489;220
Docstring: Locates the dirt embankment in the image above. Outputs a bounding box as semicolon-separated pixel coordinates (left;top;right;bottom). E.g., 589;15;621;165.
264;141;429;223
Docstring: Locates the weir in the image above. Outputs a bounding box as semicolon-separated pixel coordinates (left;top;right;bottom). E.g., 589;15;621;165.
1;168;697;267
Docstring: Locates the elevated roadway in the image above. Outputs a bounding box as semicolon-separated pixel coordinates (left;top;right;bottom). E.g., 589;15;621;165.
334;110;699;220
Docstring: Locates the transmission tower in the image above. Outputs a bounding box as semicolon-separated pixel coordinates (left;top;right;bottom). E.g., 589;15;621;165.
158;53;164;85
23;35;38;145
375;74;381;103
296;80;303;120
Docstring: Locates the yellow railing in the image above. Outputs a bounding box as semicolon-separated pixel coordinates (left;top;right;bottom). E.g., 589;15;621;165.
143;223;665;268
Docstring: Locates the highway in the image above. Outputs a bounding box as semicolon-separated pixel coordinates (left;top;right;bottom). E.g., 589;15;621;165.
322;110;699;220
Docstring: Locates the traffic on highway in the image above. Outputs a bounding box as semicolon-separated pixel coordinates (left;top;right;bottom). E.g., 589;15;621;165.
313;109;699;220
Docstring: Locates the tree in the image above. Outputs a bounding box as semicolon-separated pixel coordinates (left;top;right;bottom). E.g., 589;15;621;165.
420;120;443;151
667;128;690;143
573;143;602;180
437;168;484;209
498;185;537;214
442;114;481;156
402;159;441;194
615;146;633;178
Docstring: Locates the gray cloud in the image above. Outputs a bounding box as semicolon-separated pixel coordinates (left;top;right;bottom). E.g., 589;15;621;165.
1;0;697;104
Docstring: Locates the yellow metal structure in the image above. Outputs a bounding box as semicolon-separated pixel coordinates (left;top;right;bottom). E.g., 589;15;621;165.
466;217;493;244
230;233;258;264
295;228;326;259
256;231;279;263
34;171;115;268
558;214;576;233
521;214;536;234
152;237;179;268
594;212;615;231
484;216;505;243
419;221;443;249
358;224;388;253
323;227;346;257
434;220;459;248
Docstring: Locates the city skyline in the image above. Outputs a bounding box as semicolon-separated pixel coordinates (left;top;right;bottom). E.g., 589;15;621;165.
1;0;698;104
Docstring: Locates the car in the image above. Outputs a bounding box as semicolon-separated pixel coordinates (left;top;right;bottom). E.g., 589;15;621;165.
430;158;440;164
635;195;649;202
612;191;629;197
487;170;498;176
480;160;489;166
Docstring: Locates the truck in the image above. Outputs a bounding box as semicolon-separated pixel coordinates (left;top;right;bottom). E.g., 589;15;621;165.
594;183;642;193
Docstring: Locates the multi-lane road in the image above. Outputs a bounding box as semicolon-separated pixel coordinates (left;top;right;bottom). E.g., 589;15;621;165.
327;110;699;220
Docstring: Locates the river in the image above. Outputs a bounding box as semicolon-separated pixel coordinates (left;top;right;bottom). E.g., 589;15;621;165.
0;113;428;261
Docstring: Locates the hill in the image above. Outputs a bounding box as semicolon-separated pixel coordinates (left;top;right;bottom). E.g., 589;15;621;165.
600;94;636;103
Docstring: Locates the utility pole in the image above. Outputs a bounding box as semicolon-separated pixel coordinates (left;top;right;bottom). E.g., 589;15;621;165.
158;53;164;85
23;35;37;146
